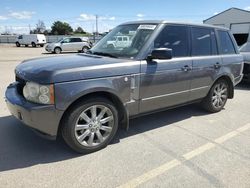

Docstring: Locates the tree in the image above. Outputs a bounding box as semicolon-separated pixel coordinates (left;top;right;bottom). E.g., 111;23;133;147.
36;20;46;33
74;26;86;34
30;20;46;34
51;21;73;35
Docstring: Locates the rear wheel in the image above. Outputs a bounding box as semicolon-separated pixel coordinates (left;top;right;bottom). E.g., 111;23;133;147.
31;42;36;47
61;97;119;154
16;42;20;47
54;47;61;54
201;79;229;113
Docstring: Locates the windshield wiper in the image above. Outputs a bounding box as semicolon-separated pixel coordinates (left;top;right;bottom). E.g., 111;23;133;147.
91;51;118;58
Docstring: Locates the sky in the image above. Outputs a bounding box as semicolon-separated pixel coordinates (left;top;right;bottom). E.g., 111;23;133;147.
0;0;250;34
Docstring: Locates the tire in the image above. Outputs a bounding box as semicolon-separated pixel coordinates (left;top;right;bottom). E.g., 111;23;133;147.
31;42;36;47
82;46;89;53
40;44;44;47
54;47;61;54
61;97;119;154
201;79;229;113
16;42;20;47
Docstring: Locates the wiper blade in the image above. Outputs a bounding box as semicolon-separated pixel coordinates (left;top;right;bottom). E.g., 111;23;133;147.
92;51;118;58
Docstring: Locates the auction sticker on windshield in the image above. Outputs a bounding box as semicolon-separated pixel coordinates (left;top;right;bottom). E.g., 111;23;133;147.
138;25;157;30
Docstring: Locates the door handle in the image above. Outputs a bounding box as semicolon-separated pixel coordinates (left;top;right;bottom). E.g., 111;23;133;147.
214;62;221;69
181;65;191;72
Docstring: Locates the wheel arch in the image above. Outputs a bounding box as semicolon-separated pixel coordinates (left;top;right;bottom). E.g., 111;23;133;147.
57;90;129;136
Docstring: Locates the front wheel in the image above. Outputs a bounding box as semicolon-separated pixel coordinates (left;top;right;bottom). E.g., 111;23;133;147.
31;42;36;47
201;79;229;113
54;47;61;54
82;46;89;53
61;97;119;154
16;42;20;47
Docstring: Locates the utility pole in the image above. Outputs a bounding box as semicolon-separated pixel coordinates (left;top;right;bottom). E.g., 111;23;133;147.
95;15;98;36
29;24;31;34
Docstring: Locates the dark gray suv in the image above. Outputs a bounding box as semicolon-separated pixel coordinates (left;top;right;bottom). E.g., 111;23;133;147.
5;21;243;153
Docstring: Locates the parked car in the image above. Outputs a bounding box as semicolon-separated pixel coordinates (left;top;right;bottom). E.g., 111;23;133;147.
107;35;132;48
16;34;46;47
5;21;243;153
45;37;92;54
239;42;250;81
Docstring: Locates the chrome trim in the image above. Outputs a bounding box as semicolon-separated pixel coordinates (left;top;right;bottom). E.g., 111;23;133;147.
142;86;210;101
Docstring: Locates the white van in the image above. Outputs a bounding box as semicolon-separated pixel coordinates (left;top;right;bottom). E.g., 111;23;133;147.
16;34;46;47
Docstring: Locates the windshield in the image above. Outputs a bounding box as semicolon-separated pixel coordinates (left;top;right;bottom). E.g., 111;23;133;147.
90;24;157;59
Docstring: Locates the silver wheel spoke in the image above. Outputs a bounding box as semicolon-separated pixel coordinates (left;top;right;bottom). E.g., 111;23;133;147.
80;112;91;123
97;107;108;121
100;116;113;124
78;130;91;142
213;99;218;106
96;130;104;142
75;124;89;131
100;126;112;132
91;105;97;119
87;132;95;146
221;94;227;99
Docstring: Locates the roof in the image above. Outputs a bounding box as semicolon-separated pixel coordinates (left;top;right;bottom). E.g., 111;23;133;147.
119;20;228;30
203;7;250;22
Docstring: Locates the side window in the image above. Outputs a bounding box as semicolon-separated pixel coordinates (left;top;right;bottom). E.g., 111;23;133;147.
63;38;70;43
123;37;128;41
191;27;218;56
154;25;189;57
118;37;122;41
71;38;82;42
18;35;23;39
217;31;236;55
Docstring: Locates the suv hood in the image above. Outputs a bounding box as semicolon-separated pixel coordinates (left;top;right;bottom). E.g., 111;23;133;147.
15;54;140;84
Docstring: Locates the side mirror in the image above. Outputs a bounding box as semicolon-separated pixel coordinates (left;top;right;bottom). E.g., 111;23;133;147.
61;41;64;44
149;48;173;60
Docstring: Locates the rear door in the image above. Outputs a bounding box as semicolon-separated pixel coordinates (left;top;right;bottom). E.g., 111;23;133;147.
217;30;243;82
189;27;221;101
139;25;193;113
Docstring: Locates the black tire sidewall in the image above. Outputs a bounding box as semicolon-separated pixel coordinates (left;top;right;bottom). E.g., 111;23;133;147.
62;98;119;154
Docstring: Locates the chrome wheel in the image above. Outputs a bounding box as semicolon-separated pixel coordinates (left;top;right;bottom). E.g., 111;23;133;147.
74;105;114;147
212;83;228;109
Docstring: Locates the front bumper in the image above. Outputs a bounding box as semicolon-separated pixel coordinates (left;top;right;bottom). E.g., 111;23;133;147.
45;46;53;52
5;83;64;138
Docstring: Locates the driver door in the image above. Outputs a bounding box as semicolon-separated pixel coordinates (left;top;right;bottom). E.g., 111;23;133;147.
139;25;193;113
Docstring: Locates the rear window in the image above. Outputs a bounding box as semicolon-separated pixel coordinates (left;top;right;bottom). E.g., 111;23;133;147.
217;31;236;55
191;27;217;56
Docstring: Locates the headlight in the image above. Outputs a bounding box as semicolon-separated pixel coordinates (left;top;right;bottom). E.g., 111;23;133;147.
23;82;54;104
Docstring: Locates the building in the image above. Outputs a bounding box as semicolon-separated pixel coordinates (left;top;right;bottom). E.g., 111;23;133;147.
204;8;250;46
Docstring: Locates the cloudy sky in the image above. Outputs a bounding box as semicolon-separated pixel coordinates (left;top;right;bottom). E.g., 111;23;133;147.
0;0;250;34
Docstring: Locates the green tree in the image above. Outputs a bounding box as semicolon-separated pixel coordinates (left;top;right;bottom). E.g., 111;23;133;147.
74;26;86;34
51;21;73;35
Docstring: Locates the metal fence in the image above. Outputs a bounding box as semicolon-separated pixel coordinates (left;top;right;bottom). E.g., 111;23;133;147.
0;35;102;44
